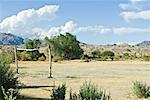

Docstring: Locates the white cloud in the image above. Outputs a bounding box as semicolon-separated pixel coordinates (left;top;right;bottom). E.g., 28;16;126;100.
34;21;111;38
33;20;149;38
119;3;141;11
120;10;150;21
129;0;146;3
119;0;150;21
119;0;148;11
75;26;111;34
0;4;149;38
0;5;59;37
113;27;149;34
33;21;77;38
60;21;77;34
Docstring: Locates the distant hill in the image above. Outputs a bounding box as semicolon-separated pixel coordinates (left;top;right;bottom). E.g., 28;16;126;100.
0;33;24;45
137;41;150;46
81;41;150;57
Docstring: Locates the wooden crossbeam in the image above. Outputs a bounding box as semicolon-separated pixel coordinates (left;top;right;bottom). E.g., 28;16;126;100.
14;46;53;78
17;48;38;51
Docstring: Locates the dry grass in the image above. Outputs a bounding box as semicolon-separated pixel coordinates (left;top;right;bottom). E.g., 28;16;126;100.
10;60;150;100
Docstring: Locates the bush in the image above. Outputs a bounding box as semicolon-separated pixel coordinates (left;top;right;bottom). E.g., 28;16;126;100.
101;51;115;61
91;50;101;58
1;46;15;63
142;55;150;61
19;52;32;61
132;81;150;98
50;84;66;100
81;54;89;60
53;56;63;62
0;53;12;64
0;54;18;99
38;53;46;61
69;89;78;100
79;82;111;100
1;86;18;100
81;54;91;62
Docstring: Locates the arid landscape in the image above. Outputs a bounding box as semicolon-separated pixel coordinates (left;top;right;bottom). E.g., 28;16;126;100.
0;0;150;100
10;61;150;100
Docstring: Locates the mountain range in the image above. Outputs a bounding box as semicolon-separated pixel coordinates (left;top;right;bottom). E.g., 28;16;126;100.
0;33;24;45
0;33;149;46
136;41;150;46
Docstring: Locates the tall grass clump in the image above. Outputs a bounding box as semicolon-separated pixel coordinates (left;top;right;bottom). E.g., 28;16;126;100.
1;86;18;100
69;89;78;100
0;54;19;100
50;84;66;100
133;81;150;98
79;82;111;100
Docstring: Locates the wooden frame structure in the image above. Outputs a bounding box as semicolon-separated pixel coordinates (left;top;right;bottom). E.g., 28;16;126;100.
14;46;53;78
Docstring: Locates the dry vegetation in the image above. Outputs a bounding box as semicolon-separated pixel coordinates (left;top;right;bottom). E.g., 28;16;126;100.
81;44;150;57
10;60;150;100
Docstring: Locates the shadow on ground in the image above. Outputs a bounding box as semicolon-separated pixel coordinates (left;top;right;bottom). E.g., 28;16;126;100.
19;95;49;100
18;85;54;89
18;85;55;100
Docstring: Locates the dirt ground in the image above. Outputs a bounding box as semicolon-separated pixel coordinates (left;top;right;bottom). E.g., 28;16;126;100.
10;61;150;100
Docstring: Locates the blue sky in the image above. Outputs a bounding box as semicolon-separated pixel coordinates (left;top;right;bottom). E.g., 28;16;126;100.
0;0;149;44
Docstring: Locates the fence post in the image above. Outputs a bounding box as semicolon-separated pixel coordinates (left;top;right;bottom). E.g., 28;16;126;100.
48;45;52;78
14;46;19;74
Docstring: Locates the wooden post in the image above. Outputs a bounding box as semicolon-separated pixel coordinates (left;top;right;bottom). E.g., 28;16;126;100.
48;45;52;78
14;46;19;74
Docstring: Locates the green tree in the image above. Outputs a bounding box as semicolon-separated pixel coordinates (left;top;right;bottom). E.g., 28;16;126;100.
45;33;84;60
24;39;42;61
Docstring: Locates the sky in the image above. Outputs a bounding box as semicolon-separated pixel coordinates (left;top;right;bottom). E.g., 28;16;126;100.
0;0;150;45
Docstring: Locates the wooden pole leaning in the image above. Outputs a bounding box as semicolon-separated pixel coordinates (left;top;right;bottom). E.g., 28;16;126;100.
14;46;19;74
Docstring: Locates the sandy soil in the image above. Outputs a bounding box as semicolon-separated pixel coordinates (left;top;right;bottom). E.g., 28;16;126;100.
10;61;150;100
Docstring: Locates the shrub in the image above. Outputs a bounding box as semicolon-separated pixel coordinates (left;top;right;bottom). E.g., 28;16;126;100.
101;51;115;61
0;53;12;64
91;50;101;58
50;84;66;100
81;54;90;62
69;89;78;100
0;54;18;99
19;52;32;61
114;55;122;61
38;54;46;61
142;55;150;61
132;81;150;98
53;56;63;62
81;54;89;60
1;86;18;100
1;46;15;63
79;82;111;100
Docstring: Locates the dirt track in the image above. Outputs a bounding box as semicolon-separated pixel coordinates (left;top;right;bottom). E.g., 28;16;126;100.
11;61;150;100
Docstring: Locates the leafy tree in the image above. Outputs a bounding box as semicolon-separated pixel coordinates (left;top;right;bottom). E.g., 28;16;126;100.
24;39;42;61
45;33;84;60
25;39;41;49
